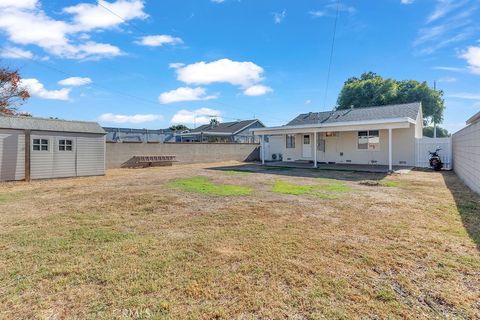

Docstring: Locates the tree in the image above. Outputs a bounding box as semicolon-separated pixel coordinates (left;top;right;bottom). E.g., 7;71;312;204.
337;72;444;124
0;67;30;115
209;118;219;126
423;126;450;138
169;124;189;131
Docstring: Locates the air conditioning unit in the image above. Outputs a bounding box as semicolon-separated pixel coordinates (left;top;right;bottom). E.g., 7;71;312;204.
271;153;283;161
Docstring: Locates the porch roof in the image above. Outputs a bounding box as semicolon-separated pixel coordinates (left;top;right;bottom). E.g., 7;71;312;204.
251;117;415;135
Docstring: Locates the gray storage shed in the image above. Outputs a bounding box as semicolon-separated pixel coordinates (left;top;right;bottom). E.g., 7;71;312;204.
0;115;106;181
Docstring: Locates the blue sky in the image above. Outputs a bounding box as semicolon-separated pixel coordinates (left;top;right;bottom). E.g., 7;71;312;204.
1;0;479;132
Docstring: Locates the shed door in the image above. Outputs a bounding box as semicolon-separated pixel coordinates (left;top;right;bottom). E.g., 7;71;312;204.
302;134;312;158
0;129;25;181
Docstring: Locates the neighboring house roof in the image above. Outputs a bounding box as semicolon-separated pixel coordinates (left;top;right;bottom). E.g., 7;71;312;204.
466;111;480;125
0;115;106;134
187;119;264;135
103;127;172;134
287;102;421;126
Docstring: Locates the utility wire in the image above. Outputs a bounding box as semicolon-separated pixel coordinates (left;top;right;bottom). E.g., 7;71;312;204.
322;0;341;111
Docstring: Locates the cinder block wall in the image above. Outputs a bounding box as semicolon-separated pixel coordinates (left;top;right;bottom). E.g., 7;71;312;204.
106;142;260;169
453;121;480;194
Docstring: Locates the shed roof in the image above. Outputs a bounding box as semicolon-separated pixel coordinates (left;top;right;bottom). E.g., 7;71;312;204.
0;115;105;134
287;102;421;126
189;119;263;135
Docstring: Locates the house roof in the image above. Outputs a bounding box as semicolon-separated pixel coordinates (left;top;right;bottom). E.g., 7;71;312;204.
466;111;480;125
287;102;421;126
0;115;106;134
188;119;263;135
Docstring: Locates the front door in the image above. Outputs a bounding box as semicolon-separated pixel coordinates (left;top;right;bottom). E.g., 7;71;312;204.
302;134;312;158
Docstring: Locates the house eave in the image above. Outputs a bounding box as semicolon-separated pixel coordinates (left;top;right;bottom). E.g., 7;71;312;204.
251;117;416;135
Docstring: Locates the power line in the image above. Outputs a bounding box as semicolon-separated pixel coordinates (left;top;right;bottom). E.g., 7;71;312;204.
322;0;341;111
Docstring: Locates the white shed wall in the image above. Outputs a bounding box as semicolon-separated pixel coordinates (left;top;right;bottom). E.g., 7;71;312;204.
0;129;25;181
453;120;480;194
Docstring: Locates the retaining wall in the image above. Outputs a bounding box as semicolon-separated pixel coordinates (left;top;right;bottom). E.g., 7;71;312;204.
106;142;259;169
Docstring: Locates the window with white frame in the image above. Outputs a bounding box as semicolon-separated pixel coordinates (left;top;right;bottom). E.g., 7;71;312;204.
59;139;73;151
325;131;337;137
32;138;49;151
286;134;295;148
357;130;380;150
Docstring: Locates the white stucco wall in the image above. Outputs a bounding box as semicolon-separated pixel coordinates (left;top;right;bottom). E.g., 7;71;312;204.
452;119;480;194
270;124;417;166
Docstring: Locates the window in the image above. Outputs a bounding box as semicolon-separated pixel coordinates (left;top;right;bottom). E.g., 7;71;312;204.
303;135;310;144
59;139;73;151
358;130;380;150
325;131;337;137
33;138;49;151
286;134;295;148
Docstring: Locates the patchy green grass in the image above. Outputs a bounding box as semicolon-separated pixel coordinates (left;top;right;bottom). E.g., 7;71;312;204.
272;180;352;198
0;194;7;204
0;165;479;319
380;180;402;187
168;176;252;196
376;287;397;302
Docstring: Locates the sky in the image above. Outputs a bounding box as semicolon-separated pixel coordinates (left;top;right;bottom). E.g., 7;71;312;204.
0;0;479;132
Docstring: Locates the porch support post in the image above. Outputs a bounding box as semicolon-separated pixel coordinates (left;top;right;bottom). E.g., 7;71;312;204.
388;128;393;172
313;132;317;168
261;135;265;165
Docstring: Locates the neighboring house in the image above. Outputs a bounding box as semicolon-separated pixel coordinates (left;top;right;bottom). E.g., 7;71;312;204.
177;119;265;143
452;110;480;194
0;116;106;181
103;127;175;143
252;102;423;171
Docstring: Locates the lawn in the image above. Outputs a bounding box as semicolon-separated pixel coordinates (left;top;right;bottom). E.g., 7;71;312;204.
0;161;479;319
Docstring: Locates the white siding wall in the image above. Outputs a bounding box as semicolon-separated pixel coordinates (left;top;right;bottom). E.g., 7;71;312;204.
0;129;25;181
453;120;480;194
29;131;105;180
77;135;106;176
271;124;417;166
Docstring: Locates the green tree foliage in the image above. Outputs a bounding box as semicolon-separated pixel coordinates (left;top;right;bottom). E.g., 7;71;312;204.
169;124;189;131
423;126;450;138
337;72;445;124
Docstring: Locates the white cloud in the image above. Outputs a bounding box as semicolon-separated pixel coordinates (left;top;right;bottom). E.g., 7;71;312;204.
305;100;312;105
0;0;38;9
427;0;467;24
136;35;183;47
0;0;144;60
20;78;71;100
401;0;414;4
460;46;480;74
98;113;163;124
447;92;480;100
308;11;326;18
211;0;225;3
0;46;34;59
273;10;286;24
159;87;217;104
243;85;272;96
437;76;457;83
169;62;185;69
432;66;465;72
58;77;92;86
171;107;223;125
174;58;265;88
63;0;148;32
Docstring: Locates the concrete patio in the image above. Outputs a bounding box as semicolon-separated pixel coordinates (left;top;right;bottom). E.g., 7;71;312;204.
263;161;413;173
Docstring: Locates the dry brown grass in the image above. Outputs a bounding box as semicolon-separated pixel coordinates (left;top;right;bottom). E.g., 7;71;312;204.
0;161;479;319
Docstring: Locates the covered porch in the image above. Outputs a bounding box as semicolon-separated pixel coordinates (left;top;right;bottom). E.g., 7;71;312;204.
252;118;416;172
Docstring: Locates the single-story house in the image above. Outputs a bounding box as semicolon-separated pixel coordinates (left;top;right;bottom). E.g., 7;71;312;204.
252;102;423;171
0;115;106;181
177;119;265;143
